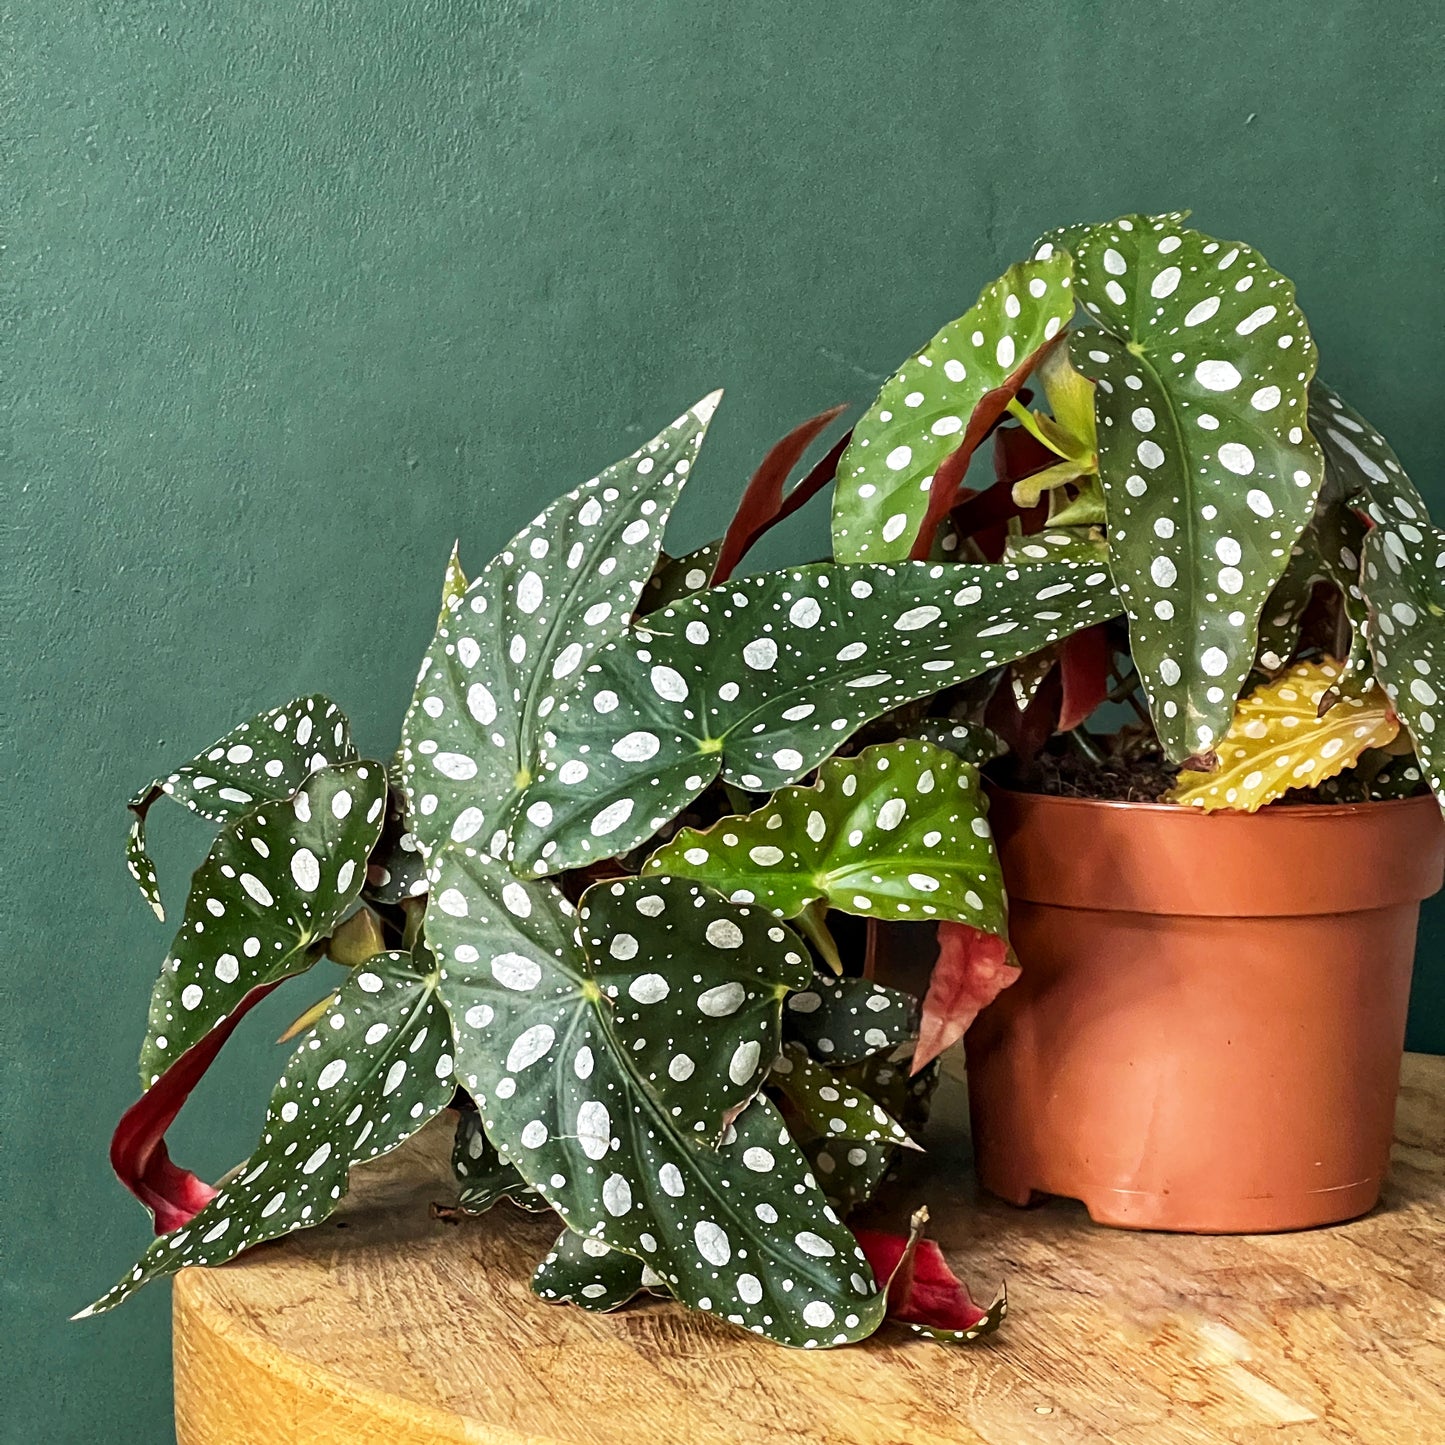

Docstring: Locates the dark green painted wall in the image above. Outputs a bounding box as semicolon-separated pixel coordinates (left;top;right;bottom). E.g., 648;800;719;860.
8;2;1443;1438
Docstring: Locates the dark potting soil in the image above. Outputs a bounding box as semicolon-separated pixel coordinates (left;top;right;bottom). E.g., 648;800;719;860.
1005;745;1181;803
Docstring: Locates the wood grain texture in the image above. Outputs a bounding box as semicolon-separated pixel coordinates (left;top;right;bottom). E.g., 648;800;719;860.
173;1054;1445;1444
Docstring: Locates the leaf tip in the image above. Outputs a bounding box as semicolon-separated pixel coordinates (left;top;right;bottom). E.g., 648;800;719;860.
693;389;724;426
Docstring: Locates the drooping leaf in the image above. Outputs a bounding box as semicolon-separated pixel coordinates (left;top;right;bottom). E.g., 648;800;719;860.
450;1108;546;1214
855;1210;1007;1345
1052;214;1324;760
532;1228;665;1312
783;971;918;1066
510;557;1120;873
806;1137;895;1216
712;404;849;584
1361;518;1445;810
139;760;387;1087
644;741;1004;937
1166;659;1400;812
81;949;453;1316
1256;495;1369;681
126;696;356;920
425;849;886;1348
110;982;281;1234
832;253;1076;563
1310;380;1428;520
772;1043;916;1150
914;922;1017;1072
398;394;720;866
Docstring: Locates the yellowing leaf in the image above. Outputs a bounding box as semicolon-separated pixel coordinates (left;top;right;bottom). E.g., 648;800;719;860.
1167;660;1399;812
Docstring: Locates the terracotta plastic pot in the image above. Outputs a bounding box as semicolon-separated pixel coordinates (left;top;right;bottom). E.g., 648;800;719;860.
964;788;1445;1233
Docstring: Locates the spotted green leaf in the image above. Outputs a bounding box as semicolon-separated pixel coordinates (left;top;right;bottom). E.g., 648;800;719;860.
1052;214;1324;760
1361;517;1445;810
805;1138;894;1216
82;949;453;1315
641;541;722;614
363;787;430;905
906;718;1003;765
1311;381;1428;520
126;696;356;920
832;253;1076;562
533;1228;664;1311
398;395;720;866
510;557;1120;873
784;971;918;1067
425;850;886;1348
451;1109;546;1214
773;1043;916;1149
644;741;1004;937
1003;526;1108;568
139;760;387;1088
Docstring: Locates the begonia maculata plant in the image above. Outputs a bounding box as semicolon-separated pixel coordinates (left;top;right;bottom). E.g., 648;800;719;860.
82;213;1442;1349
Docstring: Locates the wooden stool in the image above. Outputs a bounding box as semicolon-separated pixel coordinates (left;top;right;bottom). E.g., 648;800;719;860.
173;1057;1445;1444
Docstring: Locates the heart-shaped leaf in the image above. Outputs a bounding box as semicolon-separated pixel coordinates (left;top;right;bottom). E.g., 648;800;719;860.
644;741;1004;936
425;849;887;1348
398;395;720;866
139;760;387;1087
831;254;1076;563
451;1109;546;1214
81;949;453;1316
126;696;356;919
1361;517;1445;810
1166;660;1399;811
1052;214;1324;760
510;557;1120;873
783;971;918;1066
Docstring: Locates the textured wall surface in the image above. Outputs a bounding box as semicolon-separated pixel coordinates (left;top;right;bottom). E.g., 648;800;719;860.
7;2;1443;1439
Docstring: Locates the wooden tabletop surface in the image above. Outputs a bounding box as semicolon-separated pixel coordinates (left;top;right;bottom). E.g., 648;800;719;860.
172;1053;1445;1445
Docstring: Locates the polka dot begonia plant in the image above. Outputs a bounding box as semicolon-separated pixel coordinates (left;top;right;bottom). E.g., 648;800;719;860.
86;213;1441;1348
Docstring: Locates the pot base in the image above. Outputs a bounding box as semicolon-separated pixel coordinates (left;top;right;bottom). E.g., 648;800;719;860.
976;1167;1384;1235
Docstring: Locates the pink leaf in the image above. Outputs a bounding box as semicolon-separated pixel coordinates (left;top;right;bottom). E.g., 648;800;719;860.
854;1208;1006;1342
110;982;279;1234
1058;624;1114;733
712;404;849;584
913;922;1016;1073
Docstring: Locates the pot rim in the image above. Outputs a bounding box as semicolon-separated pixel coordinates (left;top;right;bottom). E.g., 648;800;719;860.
984;782;1441;821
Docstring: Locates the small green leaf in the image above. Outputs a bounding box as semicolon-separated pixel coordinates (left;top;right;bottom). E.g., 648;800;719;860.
511;557;1119;873
1002;526;1108;568
644;741;1003;936
832;253;1076;562
1361;516;1445;810
1311;381;1428;519
126;696;356;920
139;760;387;1087
1052;214;1324;760
642;542;723;614
906;718;1003;764
532;1228;665;1311
784;971;918;1066
363;788;430;905
82;949;453;1316
451;1109;546;1214
398;397;720;867
805;1138;894;1216
773;1044;916;1148
426;849;886;1348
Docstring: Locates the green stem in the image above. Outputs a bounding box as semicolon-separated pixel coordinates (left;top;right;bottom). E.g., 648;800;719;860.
794;900;843;976
1006;398;1071;460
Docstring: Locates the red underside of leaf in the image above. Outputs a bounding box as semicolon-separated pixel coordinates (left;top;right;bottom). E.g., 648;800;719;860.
110;982;280;1234
906;336;1065;562
913;922;1016;1073
1058;624;1114;732
711;404;849;584
986;660;1063;763
853;1217;994;1333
